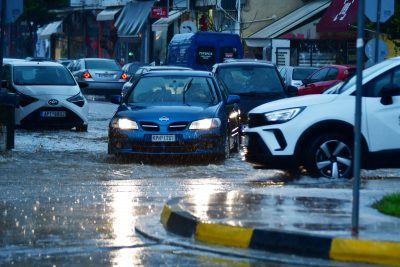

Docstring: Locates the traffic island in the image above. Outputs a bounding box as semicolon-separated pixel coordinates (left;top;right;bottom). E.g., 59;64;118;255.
161;195;400;266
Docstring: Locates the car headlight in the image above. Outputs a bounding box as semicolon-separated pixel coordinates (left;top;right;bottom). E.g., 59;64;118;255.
264;107;304;123
111;118;139;130
67;92;86;107
189;118;221;130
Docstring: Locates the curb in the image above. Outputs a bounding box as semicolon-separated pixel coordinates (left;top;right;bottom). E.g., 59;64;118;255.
161;197;400;266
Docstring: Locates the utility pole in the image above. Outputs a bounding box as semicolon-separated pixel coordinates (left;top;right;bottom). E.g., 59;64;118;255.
236;0;240;36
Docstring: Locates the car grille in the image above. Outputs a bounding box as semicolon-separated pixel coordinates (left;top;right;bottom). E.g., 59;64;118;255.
132;141;198;153
139;121;189;132
248;113;267;128
140;122;160;131
168;122;189;131
20;107;83;128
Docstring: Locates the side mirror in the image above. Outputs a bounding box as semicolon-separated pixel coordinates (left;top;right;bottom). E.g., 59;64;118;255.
380;84;400;105
78;81;89;89
286;85;298;96
227;94;240;104
110;95;122;104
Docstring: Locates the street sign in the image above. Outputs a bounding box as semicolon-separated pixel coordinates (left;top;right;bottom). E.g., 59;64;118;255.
364;38;387;60
365;0;394;22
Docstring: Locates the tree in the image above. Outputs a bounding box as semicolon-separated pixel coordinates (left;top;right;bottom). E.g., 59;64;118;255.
16;0;69;56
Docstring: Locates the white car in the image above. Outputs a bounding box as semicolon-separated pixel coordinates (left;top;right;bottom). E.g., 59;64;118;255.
244;57;400;178
2;61;89;131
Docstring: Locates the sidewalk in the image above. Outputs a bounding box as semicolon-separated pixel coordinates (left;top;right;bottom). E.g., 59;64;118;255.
160;191;400;266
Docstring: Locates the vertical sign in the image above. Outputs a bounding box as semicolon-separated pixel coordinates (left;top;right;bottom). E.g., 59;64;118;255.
151;0;169;18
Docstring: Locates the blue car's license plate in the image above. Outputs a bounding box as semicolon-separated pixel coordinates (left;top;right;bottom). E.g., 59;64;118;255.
151;135;176;142
40;111;66;117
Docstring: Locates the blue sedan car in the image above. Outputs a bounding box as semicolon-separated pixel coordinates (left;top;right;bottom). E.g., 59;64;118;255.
108;70;241;159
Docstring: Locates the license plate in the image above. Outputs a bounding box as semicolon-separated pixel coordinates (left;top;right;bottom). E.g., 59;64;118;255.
97;73;113;78
40;111;66;117
151;135;175;142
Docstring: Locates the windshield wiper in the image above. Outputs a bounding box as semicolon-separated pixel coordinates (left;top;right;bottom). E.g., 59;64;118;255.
182;78;193;104
239;91;283;96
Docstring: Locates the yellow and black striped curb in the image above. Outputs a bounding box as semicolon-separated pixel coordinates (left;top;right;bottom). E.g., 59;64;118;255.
161;197;400;266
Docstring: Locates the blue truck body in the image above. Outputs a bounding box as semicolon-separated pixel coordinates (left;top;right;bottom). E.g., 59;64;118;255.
166;32;243;71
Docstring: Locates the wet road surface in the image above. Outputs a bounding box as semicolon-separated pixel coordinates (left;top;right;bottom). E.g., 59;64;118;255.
1;100;399;266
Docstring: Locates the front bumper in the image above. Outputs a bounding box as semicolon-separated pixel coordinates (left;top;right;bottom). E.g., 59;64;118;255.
108;129;225;156
244;132;297;168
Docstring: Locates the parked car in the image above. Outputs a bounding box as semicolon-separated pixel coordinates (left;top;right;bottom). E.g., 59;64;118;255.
212;60;297;129
121;65;191;97
244;56;400;178
121;62;143;77
69;58;128;96
297;64;356;95
278;65;318;87
25;57;55;62
1;61;89;131
57;58;73;67
108;70;241;159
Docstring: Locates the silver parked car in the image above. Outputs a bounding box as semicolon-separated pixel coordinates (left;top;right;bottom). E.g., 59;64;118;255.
69;58;128;96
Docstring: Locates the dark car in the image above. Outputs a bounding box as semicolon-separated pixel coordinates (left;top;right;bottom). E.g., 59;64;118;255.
121;65;191;97
278;65;318;88
70;58;128;96
297;64;356;95
108;70;241;159
212;60;297;128
121;61;143;77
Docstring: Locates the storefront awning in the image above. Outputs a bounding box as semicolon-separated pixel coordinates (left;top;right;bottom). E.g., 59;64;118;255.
244;0;330;47
152;10;183;32
96;7;121;21
38;20;63;40
115;0;155;37
316;0;358;32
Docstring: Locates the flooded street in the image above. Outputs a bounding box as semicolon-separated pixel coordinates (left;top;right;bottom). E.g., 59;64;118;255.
1;100;399;266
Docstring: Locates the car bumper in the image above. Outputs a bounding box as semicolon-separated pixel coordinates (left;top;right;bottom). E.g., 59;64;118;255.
15;99;89;129
108;129;225;156
244;132;297;168
81;81;126;95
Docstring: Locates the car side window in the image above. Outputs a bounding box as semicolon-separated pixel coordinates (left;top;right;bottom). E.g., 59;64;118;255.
364;70;393;97
309;68;329;83
325;68;339;81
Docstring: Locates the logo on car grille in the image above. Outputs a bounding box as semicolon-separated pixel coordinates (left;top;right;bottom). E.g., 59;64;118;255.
159;116;169;122
48;99;59;106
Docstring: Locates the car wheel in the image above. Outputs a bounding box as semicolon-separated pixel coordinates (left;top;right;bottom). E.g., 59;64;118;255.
76;124;88;132
304;133;353;178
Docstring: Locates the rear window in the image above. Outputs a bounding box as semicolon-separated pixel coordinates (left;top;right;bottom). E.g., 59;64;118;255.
85;60;121;71
217;65;284;94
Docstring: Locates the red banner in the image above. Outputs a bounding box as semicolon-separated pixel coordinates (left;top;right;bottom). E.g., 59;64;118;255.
151;6;168;18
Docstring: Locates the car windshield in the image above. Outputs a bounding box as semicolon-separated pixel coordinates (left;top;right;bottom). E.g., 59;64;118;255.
13;66;76;86
217;66;283;94
292;68;317;80
86;60;121;71
127;76;218;105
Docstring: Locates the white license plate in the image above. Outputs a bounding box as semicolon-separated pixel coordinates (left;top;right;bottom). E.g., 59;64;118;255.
151;135;176;142
98;73;113;78
40;111;66;117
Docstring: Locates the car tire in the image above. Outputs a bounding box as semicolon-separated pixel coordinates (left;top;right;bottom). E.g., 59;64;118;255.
76;124;88;132
304;133;353;178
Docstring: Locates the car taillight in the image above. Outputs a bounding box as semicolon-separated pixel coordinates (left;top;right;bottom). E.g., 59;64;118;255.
82;71;91;79
121;72;128;79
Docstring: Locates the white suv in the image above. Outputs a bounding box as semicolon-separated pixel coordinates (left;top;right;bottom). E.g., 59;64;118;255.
244;57;400;178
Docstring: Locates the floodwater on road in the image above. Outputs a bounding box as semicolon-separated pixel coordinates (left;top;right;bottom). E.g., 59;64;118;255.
0;100;399;266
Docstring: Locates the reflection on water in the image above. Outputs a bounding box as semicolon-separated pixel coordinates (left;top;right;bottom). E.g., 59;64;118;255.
110;186;137;266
